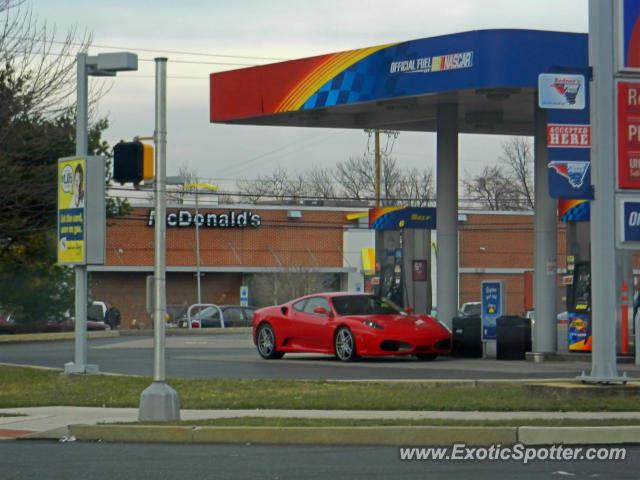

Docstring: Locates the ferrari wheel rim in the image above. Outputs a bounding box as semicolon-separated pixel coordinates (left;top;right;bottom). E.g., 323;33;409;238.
258;326;274;356
335;328;354;360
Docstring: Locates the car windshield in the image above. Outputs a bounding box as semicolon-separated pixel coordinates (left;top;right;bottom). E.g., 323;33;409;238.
331;295;404;316
196;307;220;319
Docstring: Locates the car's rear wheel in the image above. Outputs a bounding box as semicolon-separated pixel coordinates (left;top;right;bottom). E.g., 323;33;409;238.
334;326;358;361
256;323;284;359
416;353;437;361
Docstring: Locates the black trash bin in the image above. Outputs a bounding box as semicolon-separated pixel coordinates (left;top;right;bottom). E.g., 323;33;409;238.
452;315;483;358
496;315;532;360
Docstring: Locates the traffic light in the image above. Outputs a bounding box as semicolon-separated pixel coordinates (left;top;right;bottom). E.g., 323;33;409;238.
113;141;154;184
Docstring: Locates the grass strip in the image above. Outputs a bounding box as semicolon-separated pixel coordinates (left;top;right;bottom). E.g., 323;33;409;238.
132;418;640;428
1;365;639;412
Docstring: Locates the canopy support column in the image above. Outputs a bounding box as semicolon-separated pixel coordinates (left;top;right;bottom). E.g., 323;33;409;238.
533;104;557;353
436;103;459;328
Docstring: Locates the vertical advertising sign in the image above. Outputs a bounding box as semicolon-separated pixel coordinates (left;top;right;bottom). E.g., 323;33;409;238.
58;158;86;264
240;286;249;307
618;0;640;72
481;280;505;341
617;81;640;188
540;70;592;200
616;195;640;248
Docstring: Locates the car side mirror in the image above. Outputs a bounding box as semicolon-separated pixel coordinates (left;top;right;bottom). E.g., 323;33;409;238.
405;306;414;314
313;307;331;316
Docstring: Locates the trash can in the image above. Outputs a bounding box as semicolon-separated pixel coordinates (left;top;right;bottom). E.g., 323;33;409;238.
452;315;483;358
496;315;532;360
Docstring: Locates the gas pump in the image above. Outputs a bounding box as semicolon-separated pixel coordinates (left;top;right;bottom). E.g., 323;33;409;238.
378;246;404;307
567;261;592;351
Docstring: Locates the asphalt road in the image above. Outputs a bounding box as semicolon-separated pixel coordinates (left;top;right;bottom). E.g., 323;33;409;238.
2;333;639;380
2;441;637;480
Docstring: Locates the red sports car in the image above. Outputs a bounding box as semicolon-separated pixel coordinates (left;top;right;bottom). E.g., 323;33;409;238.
252;292;452;361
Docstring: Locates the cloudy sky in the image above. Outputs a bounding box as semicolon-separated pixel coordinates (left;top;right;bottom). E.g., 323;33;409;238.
27;0;588;184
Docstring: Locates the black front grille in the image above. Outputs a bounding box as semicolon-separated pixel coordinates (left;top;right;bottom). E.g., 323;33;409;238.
434;338;451;350
380;340;412;352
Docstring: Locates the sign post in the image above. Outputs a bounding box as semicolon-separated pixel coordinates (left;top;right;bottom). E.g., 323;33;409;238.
481;280;505;358
579;0;629;383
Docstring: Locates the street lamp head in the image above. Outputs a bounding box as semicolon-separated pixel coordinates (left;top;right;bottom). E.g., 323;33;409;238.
86;52;138;76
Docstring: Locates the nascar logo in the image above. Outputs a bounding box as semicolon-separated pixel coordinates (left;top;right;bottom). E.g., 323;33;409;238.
389;51;473;74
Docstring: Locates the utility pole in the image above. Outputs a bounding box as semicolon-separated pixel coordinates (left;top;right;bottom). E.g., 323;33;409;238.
365;129;398;207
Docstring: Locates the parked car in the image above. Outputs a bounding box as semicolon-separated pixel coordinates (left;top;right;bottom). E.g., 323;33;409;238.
524;310;569;326
45;318;110;332
457;301;481;317
0;310;16;334
178;305;257;328
252;292;452;361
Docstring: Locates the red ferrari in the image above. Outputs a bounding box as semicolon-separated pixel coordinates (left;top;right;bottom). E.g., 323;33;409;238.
252;292;452;361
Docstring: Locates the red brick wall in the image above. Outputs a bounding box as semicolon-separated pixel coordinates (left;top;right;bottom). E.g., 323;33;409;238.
90;271;244;329
105;207;347;268
458;213;567;315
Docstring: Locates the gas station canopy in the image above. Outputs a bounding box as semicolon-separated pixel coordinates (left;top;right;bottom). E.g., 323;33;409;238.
210;29;587;135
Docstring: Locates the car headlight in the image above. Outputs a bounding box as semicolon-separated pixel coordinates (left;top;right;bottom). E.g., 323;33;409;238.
362;320;384;330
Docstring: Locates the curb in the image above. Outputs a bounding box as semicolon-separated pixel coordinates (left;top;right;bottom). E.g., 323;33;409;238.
68;425;517;446
0;331;119;343
0;328;252;343
66;424;640;446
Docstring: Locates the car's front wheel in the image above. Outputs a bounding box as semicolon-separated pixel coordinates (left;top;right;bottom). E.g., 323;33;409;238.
256;323;284;359
334;326;358;361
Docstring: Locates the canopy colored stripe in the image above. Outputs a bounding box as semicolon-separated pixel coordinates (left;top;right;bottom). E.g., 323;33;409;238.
275;44;395;113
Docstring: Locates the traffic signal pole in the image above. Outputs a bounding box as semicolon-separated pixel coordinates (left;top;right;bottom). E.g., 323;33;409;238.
139;57;180;421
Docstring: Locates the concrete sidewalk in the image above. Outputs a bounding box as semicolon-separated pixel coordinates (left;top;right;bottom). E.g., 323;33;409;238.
2;406;640;446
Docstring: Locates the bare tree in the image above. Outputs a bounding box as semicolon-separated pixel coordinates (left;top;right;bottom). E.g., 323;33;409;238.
462;165;526;210
306;166;336;199
236;165;287;203
461;137;535;211
395;167;435;207
334;156;375;200
0;1;93;123
165;163;200;204
499;136;534;209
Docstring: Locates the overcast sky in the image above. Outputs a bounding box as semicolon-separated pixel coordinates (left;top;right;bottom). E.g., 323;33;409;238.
27;0;589;184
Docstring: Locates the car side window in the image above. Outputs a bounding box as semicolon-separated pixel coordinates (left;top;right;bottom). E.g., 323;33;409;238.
292;299;307;312
302;297;331;315
224;308;243;324
243;308;256;322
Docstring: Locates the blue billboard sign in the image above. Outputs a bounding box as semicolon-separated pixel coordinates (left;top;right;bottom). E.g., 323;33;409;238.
544;68;593;200
481;280;505;341
618;197;640;248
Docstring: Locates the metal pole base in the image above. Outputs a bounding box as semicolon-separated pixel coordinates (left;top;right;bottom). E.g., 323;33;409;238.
577;371;632;385
139;381;180;421
64;362;99;374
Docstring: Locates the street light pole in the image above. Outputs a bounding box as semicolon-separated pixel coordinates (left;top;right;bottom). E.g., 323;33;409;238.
65;52;136;374
195;191;201;305
64;53;95;374
183;183;218;305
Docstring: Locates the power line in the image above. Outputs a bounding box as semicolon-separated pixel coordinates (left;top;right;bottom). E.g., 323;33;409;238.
214;130;347;177
8;35;289;62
